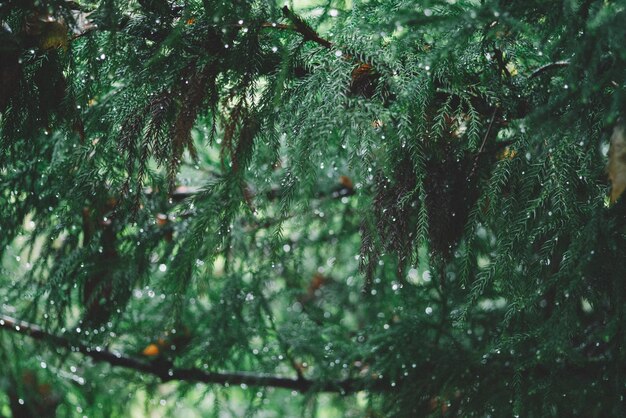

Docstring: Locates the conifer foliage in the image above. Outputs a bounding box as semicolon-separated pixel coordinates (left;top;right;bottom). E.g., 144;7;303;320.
1;0;625;416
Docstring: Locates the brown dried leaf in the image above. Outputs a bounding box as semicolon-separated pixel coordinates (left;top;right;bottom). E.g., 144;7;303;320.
608;120;626;203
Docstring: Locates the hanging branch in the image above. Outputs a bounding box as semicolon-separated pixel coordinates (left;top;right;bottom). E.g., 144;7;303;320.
0;314;384;393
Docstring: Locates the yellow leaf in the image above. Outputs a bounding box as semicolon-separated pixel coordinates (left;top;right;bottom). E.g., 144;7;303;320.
142;343;160;357
339;175;353;189
608;120;626;203
40;21;69;50
26;13;69;51
505;62;518;76
498;146;517;160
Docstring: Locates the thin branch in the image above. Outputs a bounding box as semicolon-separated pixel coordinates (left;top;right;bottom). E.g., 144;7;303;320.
530;60;570;78
260;22;292;31
469;106;499;179
492;47;511;78
145;183;355;203
144;185;203;202
478;107;499;155
0;314;383;393
186;11;333;50
281;6;333;49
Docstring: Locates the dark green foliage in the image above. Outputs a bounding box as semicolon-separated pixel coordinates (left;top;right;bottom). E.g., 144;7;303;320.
1;0;625;417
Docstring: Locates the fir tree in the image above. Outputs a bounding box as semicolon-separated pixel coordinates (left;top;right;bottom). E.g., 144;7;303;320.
1;0;625;416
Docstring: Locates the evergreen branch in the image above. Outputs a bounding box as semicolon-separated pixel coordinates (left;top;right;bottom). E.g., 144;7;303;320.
0;314;382;393
278;6;386;75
